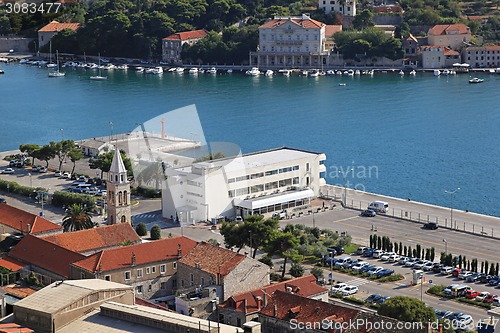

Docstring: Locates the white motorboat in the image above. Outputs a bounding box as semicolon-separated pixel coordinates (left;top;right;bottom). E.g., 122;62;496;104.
226;69;233;73
469;77;484;83
189;67;199;74
433;69;441;76
207;67;217;74
346;69;354;76
309;70;319;77
265;69;273;76
442;69;450;75
245;67;260;76
116;64;128;70
399;70;404;76
145;66;163;74
336;70;342;75
167;67;176;72
199;69;205;73
409;70;416;75
355;70;361;75
135;66;144;72
326;70;335;75
175;67;185;73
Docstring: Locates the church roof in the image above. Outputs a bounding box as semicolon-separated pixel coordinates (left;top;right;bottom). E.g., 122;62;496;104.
110;148;127;174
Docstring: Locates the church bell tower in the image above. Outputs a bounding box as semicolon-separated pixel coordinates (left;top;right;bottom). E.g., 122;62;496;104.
106;148;131;225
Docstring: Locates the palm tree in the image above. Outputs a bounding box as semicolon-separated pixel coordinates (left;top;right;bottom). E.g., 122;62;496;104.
62;204;96;232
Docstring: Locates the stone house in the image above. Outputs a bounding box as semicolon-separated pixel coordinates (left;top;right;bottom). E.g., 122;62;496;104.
69;236;197;301
421;46;460;68
37;20;81;49
462;45;500;68
162;29;208;64
176;242;270;305
218;274;328;327
427;24;472;51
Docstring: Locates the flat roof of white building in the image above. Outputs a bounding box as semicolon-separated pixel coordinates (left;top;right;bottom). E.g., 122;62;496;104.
194;147;325;173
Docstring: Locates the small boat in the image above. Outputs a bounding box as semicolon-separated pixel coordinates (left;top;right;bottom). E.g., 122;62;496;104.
449;70;456;75
0;69;4;74
208;67;217;74
265;69;273;76
116;64;128;70
175;67;184;73
409;70;416;76
336;70;342;75
48;51;65;77
199;69;205;73
399;70;404;76
245;67;260;76
226;69;233;73
279;69;290;77
145;66;163;74
90;53;107;80
326;70;335;75
346;69;354;76
433;69;441;76
339;83;346;86
135;66;144;72
167;67;176;72
469;77;484;84
442;69;450;76
355;70;361;75
309;70;319;77
189;67;199;74
301;70;308;76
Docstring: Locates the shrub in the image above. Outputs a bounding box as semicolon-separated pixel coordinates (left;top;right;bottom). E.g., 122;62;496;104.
378;274;404;282
131;186;161;198
457;298;491;309
52;191;96;209
135;222;147;236
311;267;324;280
344;296;365;305
289;263;305;278
428;285;446;297
270;272;285;282
259;255;274;268
150;224;161;240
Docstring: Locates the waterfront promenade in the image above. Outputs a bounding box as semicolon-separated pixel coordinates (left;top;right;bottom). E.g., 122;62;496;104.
322;184;500;240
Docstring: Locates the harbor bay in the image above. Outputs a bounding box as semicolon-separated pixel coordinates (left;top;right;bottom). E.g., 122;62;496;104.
0;63;499;217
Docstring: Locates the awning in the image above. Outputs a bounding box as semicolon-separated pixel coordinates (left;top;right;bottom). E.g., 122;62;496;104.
234;189;314;210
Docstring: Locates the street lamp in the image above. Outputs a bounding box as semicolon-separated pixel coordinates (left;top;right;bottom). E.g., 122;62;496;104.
445;188;460;228
443;239;447;256
340;167;353;207
329;251;334;291
60;128;64;141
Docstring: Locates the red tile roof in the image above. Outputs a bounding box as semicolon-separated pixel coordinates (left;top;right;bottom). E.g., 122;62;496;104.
220;275;327;314
40;223;141;253
260;16;324;29
1;285;38;299
0;257;26;272
485;45;500;51
325;25;342;37
444;48;460;55
163;29;208;41
0;204;62;235
178;242;244;276
38;20;80;33
260;290;359;332
73;236;197;273
9;234;85;278
135;297;172;311
429;24;470;36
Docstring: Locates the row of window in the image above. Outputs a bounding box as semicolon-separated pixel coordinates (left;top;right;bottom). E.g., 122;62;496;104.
467;56;500;61
262;34;319;41
228;177;300;198
262;45;319;53
136;281;171;294
123;263;175;281
228;165;300;184
466;50;500;54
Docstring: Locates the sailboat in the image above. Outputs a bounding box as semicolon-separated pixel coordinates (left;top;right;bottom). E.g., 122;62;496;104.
46;40;57;68
48;50;65;77
90;53;107;80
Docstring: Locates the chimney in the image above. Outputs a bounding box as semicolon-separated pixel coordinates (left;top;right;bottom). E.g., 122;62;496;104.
27;224;31;233
177;243;182;258
263;291;267;307
274;304;277;317
131;252;136;267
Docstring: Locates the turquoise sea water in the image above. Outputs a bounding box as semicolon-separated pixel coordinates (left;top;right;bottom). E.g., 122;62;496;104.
0;64;499;216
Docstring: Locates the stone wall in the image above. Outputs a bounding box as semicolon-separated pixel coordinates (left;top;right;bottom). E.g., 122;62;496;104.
223;257;270;301
0;37;33;53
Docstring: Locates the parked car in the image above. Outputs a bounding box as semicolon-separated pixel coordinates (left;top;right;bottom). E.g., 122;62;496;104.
422;262;435;271
441;266;454;275
356;246;367;255
443;284;460;296
359;264;377;273
362;248;375;257
405;258;418;267
478;274;492;283
388;254;400;263
272;211;286;219
376;269;395;278
365;294;382;304
489;277;500;286
452;268;464;277
361;209;376;217
434;309;454;320
1;168;15;174
54;170;63;177
331;283;348;293
432;263;444;273
0;197;6;204
476;291;491;302
452;285;472;297
372;250;385;258
414;260;428;269
334;257;352;267
368;267;383;276
331;246;345;255
483;294;498;303
464;290;480;299
380;252;396;261
351;262;369;271
465;273;482;283
376;296;391;304
398;256;410;265
62;172;71;179
341;285;359;296
454;314;473;326
492;298;500;307
458;271;473;280
38;166;47;173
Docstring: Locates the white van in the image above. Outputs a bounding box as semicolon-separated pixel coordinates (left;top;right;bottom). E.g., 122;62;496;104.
368;201;389;213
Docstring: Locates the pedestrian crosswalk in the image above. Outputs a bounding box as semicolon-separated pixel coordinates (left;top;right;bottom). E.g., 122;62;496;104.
132;213;160;220
343;278;371;287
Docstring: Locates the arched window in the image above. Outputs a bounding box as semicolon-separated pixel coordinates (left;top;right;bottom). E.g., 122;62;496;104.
121;175;124;182
124;190;128;205
109;215;114;224
121;215;126;223
118;192;123;205
115;175;118;182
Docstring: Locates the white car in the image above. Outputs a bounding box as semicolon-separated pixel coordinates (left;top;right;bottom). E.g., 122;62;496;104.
351;262;369;271
372;250;385;258
398;256;409;265
380;252;396;261
368;267;383;275
62;172;71;179
341;285;359;296
331;283;348;293
405;258;418;267
455;314;473;326
54;170;63;177
458;271;473;280
2;168;15;174
388;254;400;263
476;291;490;302
414;260;428;269
422;262;435;271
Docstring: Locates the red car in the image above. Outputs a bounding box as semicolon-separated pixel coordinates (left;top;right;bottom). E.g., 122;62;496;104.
465;290;480;299
483;294;498;303
452;268;464;277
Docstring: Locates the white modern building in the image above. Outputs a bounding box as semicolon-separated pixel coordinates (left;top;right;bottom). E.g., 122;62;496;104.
161;147;327;223
319;0;357;17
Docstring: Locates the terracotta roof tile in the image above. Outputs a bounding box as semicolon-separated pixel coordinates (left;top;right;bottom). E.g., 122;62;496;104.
325;25;342;37
135;297;172;311
73;236;197;273
0;204;62;235
0;257;26;272
40;223;141;253
220;275;327;314
163;29;208;41
260;16;324;29
38;20;80;33
178;242;244;276
9;234;85;278
485;45;500;51
260;290;359;331
429;24;470;36
1;285;38;299
444;48;460;55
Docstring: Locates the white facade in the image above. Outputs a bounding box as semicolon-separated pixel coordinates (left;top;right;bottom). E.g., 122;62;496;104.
161;147;327;223
319;0;357;16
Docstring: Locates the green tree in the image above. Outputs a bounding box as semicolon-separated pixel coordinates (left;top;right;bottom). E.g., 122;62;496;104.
311;267;324;280
0;16;11;35
289;262;305;278
33;144;56;168
206;238;220;246
193;151;225;162
90;150;132;178
52;140;76;171
62;203;96;232
489;262;496;275
220;221;246;252
19;144;40;166
352;9;374;30
378;296;437;323
258;255;274;268
267;231;299;278
150;224;161;240
135;222;147;236
68;147;84;175
245;215;279;258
